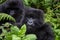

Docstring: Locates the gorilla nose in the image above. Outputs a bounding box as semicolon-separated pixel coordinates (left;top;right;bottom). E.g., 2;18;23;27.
29;21;32;23
27;21;33;25
10;10;15;16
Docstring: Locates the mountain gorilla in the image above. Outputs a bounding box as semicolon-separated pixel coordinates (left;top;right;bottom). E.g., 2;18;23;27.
25;7;55;40
0;0;25;26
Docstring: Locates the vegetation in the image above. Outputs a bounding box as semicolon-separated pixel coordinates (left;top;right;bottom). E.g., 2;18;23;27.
0;0;60;40
0;23;37;40
0;13;16;22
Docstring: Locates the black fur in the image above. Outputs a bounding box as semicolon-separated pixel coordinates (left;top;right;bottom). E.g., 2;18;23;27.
0;0;25;26
24;7;55;40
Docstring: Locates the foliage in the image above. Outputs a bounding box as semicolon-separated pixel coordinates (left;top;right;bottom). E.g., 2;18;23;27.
0;23;37;40
0;0;6;4
0;13;16;22
45;8;60;40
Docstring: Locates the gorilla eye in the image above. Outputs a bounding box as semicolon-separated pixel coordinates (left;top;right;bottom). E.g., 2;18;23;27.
26;15;36;18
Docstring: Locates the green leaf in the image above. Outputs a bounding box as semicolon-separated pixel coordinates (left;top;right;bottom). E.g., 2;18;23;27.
55;29;60;33
12;35;21;40
0;13;16;22
32;0;37;4
24;0;29;5
3;22;11;27
5;32;12;40
18;24;26;37
24;34;37;40
11;26;19;35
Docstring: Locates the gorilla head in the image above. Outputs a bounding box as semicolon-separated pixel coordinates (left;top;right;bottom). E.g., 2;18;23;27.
0;0;25;27
25;7;44;30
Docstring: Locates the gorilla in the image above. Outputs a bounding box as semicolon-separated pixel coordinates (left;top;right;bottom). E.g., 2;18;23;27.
0;0;25;26
24;7;55;40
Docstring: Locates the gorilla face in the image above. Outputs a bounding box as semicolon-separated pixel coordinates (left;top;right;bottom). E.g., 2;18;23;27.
3;2;23;16
25;8;44;29
0;0;24;16
26;18;35;26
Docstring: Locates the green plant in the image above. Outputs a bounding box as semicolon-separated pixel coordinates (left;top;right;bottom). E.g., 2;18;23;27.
0;23;37;40
0;13;16;22
0;0;6;4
